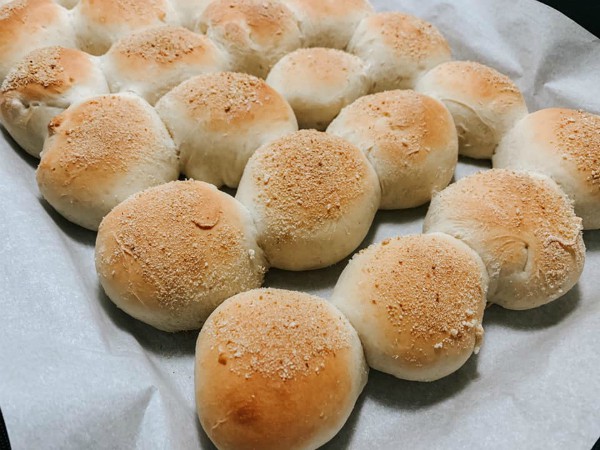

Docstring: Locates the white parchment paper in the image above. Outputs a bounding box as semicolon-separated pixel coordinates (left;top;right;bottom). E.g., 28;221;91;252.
1;0;599;448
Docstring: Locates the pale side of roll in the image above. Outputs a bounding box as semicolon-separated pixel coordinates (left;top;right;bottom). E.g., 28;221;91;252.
36;93;179;230
102;26;231;105
331;233;487;382
280;0;374;49
195;288;368;450
424;169;586;310
0;0;77;81
415;61;528;159
96;180;267;332
266;48;370;130
72;0;180;55
236;130;381;271
55;0;78;8
493;108;600;230
347;12;451;92
0;47;109;158
155;72;297;188
327;90;458;209
197;0;303;78
170;0;213;30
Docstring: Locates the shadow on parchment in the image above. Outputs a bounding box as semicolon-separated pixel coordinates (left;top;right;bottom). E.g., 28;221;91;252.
1;126;38;170
37;196;97;247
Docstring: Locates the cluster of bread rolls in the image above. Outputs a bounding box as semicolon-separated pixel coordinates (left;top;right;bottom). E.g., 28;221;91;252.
0;0;597;449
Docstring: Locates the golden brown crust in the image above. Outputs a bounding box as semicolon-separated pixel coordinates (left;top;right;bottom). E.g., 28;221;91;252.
283;0;372;18
78;0;170;26
424;60;525;107
201;0;298;47
37;94;168;195
533;108;600;192
166;72;292;132
341;90;456;162
373;12;450;60
426;169;585;304
1;47;93;99
356;234;485;366
273;48;364;88
96;181;266;322
196;288;357;450
0;0;62;57
108;26;220;68
248;130;373;233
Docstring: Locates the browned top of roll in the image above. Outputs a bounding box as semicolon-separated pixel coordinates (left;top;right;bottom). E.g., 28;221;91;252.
249;130;373;230
162;72;292;132
78;0;170;26
1;47;94;99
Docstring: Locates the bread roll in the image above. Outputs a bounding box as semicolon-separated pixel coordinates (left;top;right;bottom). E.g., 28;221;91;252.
198;0;302;78
331;233;487;382
195;288;368;450
347;12;451;92
0;47;109;158
493;108;600;230
155;72;297;188
170;0;212;29
266;48;370;130
327;90;458;209
280;0;373;49
72;0;180;55
415;61;528;159
36;93;178;230
102;26;230;105
424;169;585;310
0;0;77;81
236;130;380;271
96;181;267;332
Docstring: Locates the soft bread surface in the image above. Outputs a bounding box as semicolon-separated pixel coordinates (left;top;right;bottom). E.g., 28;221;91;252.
103;26;231;105
266;48;370;130
327;89;458;209
236;130;381;270
155;71;297;188
493;108;600;229
416;61;528;159
280;0;374;49
0;0;77;81
36;93;178;230
198;0;302;78
0;46;109;157
73;0;180;55
170;0;213;29
347;12;451;92
96;181;267;332
424;169;585;310
195;288;368;450
331;233;487;382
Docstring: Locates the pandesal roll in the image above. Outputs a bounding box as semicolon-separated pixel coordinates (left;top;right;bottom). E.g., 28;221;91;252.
347;12;451;92
424;169;585;310
103;26;230;105
327;90;458;209
155;72;297;188
0;47;109;158
170;0;212;30
36;93;179;230
493;108;600;230
416;61;528;159
236;130;380;271
96;181;267;332
280;0;374;49
266;48;370;130
72;0;180;55
331;233;487;382
195;288;368;450
0;0;77;81
197;0;303;78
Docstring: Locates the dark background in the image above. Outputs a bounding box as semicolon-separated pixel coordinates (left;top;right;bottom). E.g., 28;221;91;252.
538;1;600;36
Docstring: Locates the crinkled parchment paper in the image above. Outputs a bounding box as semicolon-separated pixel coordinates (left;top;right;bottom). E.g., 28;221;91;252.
1;0;599;448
